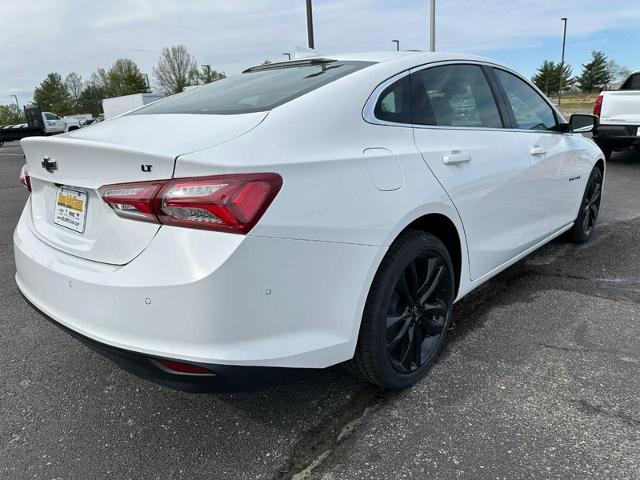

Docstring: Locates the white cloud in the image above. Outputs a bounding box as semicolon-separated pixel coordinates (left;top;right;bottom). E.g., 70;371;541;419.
1;0;639;106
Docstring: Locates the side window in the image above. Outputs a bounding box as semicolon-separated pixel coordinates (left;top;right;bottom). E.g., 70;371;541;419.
44;113;56;120
410;65;502;128
494;69;557;131
374;76;410;124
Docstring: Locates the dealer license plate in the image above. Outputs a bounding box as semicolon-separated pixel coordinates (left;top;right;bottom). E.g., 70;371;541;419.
53;187;87;234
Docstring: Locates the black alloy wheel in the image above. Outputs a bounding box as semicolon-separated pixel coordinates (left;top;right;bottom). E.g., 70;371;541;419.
386;253;451;374
582;168;603;237
568;166;603;244
349;231;455;389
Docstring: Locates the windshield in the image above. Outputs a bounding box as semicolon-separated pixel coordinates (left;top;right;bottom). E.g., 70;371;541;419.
132;60;372;115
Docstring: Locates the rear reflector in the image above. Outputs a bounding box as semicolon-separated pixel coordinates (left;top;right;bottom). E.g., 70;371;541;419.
20;164;31;192
98;173;282;234
158;359;212;375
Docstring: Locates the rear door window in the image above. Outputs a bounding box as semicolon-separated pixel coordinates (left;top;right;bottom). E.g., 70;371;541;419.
132;61;372;115
410;64;503;128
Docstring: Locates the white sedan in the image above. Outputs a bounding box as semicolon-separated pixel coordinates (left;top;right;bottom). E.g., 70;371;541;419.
14;52;604;390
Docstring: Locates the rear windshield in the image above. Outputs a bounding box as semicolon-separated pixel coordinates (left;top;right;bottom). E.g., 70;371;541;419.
132;60;372;115
620;73;640;91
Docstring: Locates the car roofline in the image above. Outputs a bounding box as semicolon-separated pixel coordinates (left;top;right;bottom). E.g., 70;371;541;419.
243;51;500;72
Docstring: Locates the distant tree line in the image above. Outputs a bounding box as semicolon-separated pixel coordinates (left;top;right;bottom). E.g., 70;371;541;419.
0;104;24;125
24;44;225;118
532;50;632;96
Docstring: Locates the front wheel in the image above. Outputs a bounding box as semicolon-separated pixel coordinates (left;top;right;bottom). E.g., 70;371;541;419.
349;231;455;389
568;166;603;244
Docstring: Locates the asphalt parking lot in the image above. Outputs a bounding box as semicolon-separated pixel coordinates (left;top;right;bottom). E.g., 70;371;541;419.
1;140;639;480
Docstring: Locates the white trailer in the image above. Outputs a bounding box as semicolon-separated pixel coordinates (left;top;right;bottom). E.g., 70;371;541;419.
102;93;163;120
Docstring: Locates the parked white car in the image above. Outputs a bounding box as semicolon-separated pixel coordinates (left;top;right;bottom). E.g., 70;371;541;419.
14;52;604;391
594;71;640;158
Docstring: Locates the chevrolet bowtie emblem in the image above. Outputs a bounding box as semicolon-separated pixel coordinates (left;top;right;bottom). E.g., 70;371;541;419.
41;156;57;173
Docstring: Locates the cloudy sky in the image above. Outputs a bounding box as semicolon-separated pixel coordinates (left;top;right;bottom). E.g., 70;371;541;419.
1;0;639;107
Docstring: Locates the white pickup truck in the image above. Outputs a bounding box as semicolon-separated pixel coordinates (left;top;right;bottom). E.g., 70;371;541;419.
41;111;81;133
594;71;640;159
0;107;81;146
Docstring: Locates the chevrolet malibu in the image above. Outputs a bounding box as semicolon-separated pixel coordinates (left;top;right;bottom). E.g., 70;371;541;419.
14;52;605;391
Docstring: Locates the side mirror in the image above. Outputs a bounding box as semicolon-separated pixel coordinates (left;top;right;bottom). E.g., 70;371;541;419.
569;114;599;133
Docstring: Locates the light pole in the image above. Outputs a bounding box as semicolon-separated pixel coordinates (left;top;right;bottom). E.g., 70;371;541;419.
306;0;315;49
392;40;400;51
559;17;568;106
10;94;20;111
429;0;436;52
282;52;291;60
142;73;150;92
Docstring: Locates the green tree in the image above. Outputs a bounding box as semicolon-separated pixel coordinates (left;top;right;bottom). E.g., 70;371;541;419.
89;68;109;91
153;45;199;94
33;73;72;114
65;72;84;111
532;61;574;96
0;104;24;126
198;64;226;84
577;51;613;92
105;58;148;97
77;83;106;117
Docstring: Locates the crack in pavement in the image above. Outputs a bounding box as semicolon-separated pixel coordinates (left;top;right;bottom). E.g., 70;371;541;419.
537;342;640;362
272;386;398;480
572;399;640;429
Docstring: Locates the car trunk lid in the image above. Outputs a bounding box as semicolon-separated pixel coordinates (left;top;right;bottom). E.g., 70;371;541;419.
21;112;267;265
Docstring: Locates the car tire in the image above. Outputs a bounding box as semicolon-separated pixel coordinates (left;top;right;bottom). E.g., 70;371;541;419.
349;230;455;389
568;165;603;244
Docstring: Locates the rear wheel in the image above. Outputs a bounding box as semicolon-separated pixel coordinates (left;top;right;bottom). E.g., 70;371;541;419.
568;166;603;244
349;231;454;389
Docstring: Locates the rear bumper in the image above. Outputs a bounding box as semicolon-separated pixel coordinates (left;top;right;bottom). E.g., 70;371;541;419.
21;292;308;392
595;124;640;148
14;201;384;370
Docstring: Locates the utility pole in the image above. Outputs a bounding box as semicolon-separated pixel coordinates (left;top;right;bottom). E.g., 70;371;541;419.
429;0;436;52
282;52;291;60
11;94;20;111
392;40;400;51
306;0;315;49
559;17;568;106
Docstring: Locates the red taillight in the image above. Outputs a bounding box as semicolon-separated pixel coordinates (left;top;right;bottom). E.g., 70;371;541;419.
158;359;211;375
98;173;282;234
20;164;31;192
98;181;165;223
593;93;604;117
